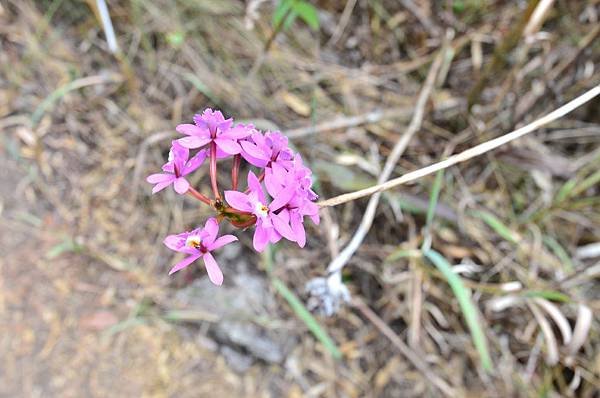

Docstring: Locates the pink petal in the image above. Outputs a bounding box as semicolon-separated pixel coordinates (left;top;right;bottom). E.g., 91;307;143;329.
214;138;241;154
203;218;219;246
176;123;209;137
224;191;252;212
147;173;173;183
269;186;295;212
253;224;270;252
173;177;190;194
240;141;266;160
169;253;201;275
310;213;320;225
202;252;224;286
164;234;184;251
225;124;253;139
291;215;306;248
271;213;296;242
207;234;238;251
264;171;281;198
183;150;207;174
152;180;173;194
247;171;266;203
178;136;212;149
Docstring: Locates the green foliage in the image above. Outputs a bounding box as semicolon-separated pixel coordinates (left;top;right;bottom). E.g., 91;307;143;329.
273;0;320;31
271;278;342;359
470;210;519;244
423;249;493;372
422;171;493;372
263;246;341;359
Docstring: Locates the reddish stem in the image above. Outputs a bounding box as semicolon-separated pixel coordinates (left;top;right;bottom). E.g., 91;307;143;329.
232;154;241;191
209;142;220;200
186;187;212;205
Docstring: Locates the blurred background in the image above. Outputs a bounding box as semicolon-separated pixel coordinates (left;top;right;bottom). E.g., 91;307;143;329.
1;0;599;396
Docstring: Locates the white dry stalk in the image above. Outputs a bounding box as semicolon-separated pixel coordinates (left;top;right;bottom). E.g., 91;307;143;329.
567;304;593;356
326;0;358;46
96;0;119;54
318;84;600;208
528;301;560;366
325;45;446;276
524;0;556;38
533;298;572;346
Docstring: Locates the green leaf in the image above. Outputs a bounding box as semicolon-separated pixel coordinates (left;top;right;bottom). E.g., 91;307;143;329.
424;171;444;235
273;0;294;27
523;290;571;303
293;1;320;30
423;249;493;372
542;236;574;273
271;278;342;359
46;238;82;259
283;10;298;30
555;178;577;203
570;169;600;198
385;248;421;262
166;31;185;48
470;210;519;244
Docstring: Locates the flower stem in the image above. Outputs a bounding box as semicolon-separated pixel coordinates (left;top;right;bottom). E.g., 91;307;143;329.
186;187;212;205
209;142;220;200
232;154;241;191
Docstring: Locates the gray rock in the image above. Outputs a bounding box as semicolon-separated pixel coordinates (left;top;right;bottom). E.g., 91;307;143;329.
220;346;254;373
175;273;297;364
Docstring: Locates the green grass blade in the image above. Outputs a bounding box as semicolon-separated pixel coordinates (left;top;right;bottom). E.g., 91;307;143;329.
293;1;320;30
271;277;342;359
423;249;493;372
555;179;577;203
542;236;574;273
470;210;519;244
426;170;445;227
570;169;600;198
523;290;571;303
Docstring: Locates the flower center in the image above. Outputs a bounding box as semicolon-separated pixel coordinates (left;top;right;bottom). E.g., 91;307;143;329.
185;235;202;249
255;202;269;218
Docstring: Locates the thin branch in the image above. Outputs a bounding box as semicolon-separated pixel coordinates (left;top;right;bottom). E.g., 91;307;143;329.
353;297;456;397
326;44;446;275
318;84;600;208
285;99;460;139
326;0;358;46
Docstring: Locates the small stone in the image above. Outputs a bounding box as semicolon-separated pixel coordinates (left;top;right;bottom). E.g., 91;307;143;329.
220;346;254;373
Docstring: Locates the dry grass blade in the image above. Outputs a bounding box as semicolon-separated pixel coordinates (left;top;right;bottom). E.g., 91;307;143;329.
326;43;447;275
352;297;456;397
567;304;593;357
533;298;572;346
528;301;559;365
318;85;600;207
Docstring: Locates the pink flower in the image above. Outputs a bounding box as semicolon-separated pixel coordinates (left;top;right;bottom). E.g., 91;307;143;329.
163;218;237;285
264;159;320;247
175;109;251;154
240;130;294;168
146;141;207;194
224;171;296;252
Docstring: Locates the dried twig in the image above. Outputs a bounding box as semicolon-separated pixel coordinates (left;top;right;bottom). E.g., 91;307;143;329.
325;44;446;275
95;0;119;54
353;297;456;397
318;84;600;208
286;99;460;139
326;0;358;46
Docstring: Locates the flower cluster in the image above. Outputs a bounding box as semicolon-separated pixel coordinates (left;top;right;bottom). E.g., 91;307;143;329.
147;108;319;285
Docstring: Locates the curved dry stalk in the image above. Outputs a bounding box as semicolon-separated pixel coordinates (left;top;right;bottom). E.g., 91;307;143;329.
318;84;600;208
325;45;446;275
